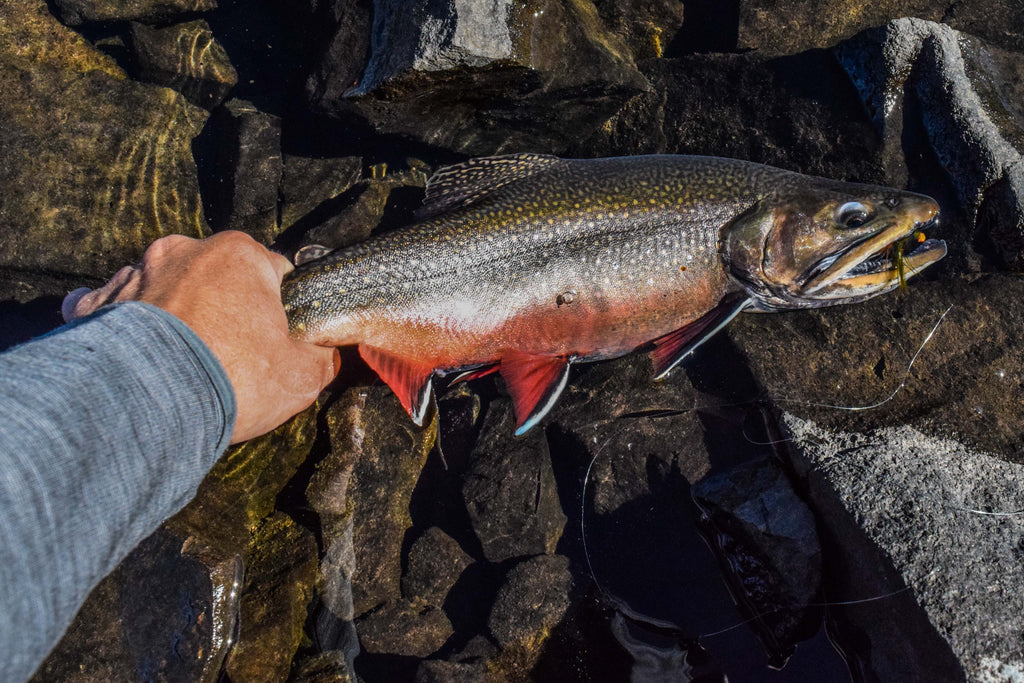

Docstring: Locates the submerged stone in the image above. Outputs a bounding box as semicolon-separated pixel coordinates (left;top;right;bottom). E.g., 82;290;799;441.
127;20;238;110
401;526;473;608
53;0;216;26
0;0;208;299
357;599;453;657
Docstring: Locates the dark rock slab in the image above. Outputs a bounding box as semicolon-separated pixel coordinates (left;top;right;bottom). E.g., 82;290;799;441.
836;19;1024;269
593;0;685;60
127;20;238;110
206;98;283;242
279;154;363;234
305;0;373;109
357;599;453;657
414;635;497;682
0;0;208;298
782;415;1024;682
487;554;572;671
291;651;357;683
462;400;566;562
692;457;822;656
53;0;216;25
401;526;473;608
729;275;1024;462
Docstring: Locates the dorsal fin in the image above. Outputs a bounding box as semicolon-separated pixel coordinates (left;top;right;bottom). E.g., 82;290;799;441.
498;351;572;436
358;345;435;426
416;153;564;220
651;295;750;380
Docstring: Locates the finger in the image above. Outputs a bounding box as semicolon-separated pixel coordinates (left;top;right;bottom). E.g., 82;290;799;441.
296;342;341;393
62;288;92;323
266;249;295;281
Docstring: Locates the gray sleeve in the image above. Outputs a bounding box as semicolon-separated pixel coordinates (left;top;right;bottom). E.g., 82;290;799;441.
0;301;237;682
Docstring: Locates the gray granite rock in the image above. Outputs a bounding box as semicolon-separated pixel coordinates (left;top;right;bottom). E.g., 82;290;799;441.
488;554;572;656
357;599;453;657
836;18;1024;269
782;415;1024;682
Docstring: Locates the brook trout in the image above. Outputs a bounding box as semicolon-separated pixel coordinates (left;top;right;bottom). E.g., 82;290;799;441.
283;154;945;434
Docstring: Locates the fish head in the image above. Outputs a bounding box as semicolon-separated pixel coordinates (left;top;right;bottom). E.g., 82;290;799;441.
725;182;946;310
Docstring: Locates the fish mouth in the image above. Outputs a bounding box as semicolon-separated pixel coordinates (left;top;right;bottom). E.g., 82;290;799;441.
802;216;945;297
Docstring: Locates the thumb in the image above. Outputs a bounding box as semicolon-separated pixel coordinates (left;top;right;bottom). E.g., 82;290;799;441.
296;343;341;393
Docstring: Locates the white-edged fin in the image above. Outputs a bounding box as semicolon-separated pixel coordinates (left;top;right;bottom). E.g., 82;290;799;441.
358;345;435;426
417;153;565;220
497;352;573;436
651;295;751;380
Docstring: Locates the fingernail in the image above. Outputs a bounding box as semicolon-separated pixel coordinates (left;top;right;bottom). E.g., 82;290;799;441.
61;288;92;323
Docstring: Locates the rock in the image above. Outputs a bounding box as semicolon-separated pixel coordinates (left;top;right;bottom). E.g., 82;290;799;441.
836;19;1024;269
127;20;238;110
487;554;572;665
205;98;283;242
0;0;208;299
224;513;319;682
30;529;242;683
53;0;216;25
291;651;357;683
312;0;648;155
462;400;566;562
592;0;685;60
357;600;453;657
548;354;710;516
305;0;374;107
414;635;497;682
308;386;436;618
691;457;822;655
401;526;473;607
728;275;1024;462
782;415;1024;682
279;154;363;234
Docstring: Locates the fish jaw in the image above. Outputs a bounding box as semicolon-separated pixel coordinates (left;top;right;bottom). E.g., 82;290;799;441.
727;185;946;310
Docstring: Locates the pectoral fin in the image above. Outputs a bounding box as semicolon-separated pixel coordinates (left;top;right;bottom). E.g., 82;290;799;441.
359;345;435;426
498;352;572;436
651;295;750;380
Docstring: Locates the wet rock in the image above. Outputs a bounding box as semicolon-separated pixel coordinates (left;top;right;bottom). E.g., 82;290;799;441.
205;98;283;242
836;19;1024;269
488;554;572;665
414;635;497;682
0;0;208;298
692;457;822;654
305;0;374;107
224;513;319;682
402;526;473;608
357;599;453;657
291;651;357;683
279;154;363;234
728;275;1024;462
127;20;238;110
462;400;566;562
313;0;647;155
293;168;427;254
782;415;1024;682
30;529;242;683
308;386;436;618
592;0;685;60
53;0;216;25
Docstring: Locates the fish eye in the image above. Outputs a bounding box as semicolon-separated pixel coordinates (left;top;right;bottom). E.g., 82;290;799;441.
837;201;871;229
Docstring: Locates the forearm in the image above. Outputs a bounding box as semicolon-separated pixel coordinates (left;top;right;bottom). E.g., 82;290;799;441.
0;302;236;681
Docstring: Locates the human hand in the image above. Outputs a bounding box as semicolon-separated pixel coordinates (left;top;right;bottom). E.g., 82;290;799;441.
62;231;340;443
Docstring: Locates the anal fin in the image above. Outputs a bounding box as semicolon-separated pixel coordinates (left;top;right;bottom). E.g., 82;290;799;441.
359;345;435;426
651;295;750;380
498;352;572;436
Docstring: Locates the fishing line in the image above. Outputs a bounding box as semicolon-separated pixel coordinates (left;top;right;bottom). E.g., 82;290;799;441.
773;305;953;412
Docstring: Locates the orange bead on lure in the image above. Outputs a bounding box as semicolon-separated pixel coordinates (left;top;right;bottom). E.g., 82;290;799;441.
282;154;946;435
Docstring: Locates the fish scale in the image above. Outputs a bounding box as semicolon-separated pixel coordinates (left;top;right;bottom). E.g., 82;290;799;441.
282;153;945;434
